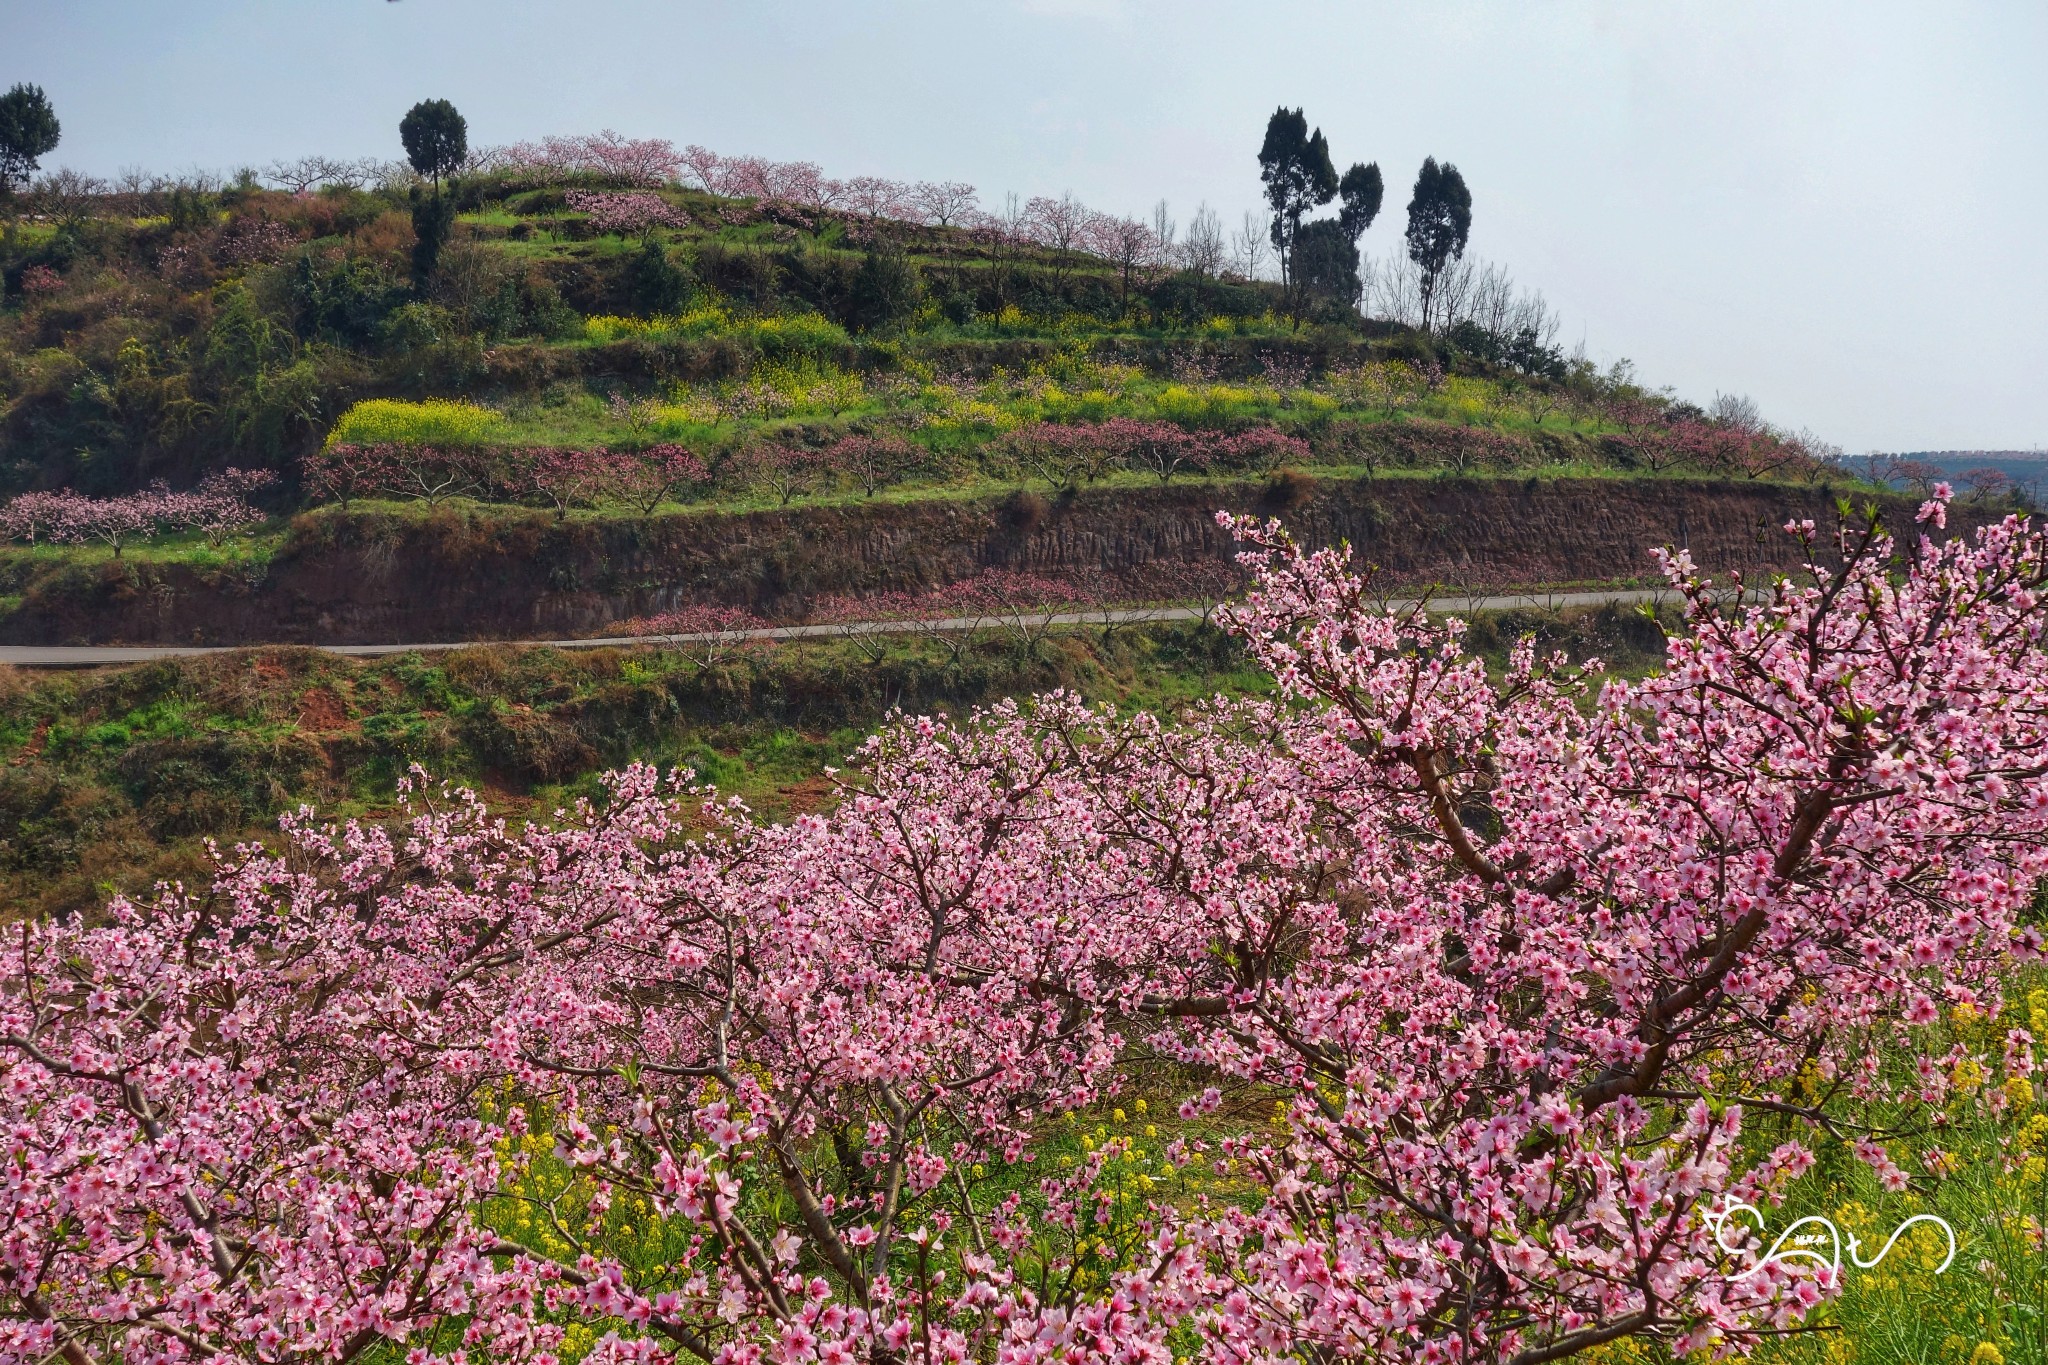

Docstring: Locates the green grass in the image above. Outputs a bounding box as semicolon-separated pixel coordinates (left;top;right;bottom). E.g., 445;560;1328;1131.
0;526;288;572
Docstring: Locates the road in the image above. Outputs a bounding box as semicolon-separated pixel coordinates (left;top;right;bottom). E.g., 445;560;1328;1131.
0;587;1690;669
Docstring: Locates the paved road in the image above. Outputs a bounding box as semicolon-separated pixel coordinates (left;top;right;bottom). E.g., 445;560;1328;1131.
0;587;1691;669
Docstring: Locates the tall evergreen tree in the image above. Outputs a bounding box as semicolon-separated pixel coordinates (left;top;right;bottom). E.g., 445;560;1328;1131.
1337;162;1384;242
400;100;467;289
1404;157;1472;332
0;84;61;196
1256;107;1337;295
399;98;467;190
408;189;456;289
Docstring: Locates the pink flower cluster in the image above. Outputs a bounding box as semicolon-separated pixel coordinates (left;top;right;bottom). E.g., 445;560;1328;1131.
563;189;688;239
12;502;2048;1365
522;443;708;517
215;215;300;266
0;469;274;554
676;149;977;227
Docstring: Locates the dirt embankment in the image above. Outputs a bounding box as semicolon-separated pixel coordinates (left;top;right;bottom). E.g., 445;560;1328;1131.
0;477;1945;646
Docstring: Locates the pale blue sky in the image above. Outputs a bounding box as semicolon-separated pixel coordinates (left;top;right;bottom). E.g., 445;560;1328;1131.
11;1;2045;452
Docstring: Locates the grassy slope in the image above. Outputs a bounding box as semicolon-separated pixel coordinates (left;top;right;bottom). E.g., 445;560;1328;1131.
0;604;1668;918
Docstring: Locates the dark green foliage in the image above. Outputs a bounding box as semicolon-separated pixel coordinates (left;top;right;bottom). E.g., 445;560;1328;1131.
289;253;405;347
1292;219;1362;311
380;302;448;355
399;98;467;187
1146;273;1267;328
165;183;213;232
410;188;456;288
1337;162;1384;242
772;246;856;320
0;768;119;874
692;240;780;308
112;733;323;839
1405;157;1473;328
0;83;60;194
626;239;693;315
846;247;923;333
1448;320;1567;381
1257;107;1338;276
1505;326;1567;380
937;287;976;325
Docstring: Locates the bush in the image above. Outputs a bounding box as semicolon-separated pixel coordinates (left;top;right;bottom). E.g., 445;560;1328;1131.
625;239;692;315
1260;466;1317;510
325;398;506;449
846;247;922;334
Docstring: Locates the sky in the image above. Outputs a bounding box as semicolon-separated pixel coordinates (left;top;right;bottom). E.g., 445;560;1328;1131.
10;0;2046;453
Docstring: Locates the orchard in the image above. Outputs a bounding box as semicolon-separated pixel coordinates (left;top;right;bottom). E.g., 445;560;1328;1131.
8;494;2048;1365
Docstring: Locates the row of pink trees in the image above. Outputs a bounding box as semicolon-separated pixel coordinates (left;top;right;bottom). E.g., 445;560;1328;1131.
8;499;2048;1365
472;131;688;187
473;133;1192;275
474;132;975;230
0;469;274;554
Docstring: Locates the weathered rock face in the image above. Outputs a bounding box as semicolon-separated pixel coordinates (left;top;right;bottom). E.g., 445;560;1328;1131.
0;477;1949;646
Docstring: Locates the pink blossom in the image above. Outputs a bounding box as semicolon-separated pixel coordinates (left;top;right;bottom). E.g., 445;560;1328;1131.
8;494;2048;1365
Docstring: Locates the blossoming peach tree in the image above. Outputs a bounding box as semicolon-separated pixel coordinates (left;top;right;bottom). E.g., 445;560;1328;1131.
7;494;2048;1365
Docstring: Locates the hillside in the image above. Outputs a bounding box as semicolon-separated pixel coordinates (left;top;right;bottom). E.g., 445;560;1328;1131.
0;145;1844;501
2;143;1955;647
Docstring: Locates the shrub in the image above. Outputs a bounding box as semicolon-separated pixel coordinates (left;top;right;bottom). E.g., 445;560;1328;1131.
845;247;922;333
1259;466;1317;510
624;239;692;315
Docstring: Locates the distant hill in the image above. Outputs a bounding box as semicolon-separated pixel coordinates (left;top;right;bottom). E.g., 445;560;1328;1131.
1894;451;2048;489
